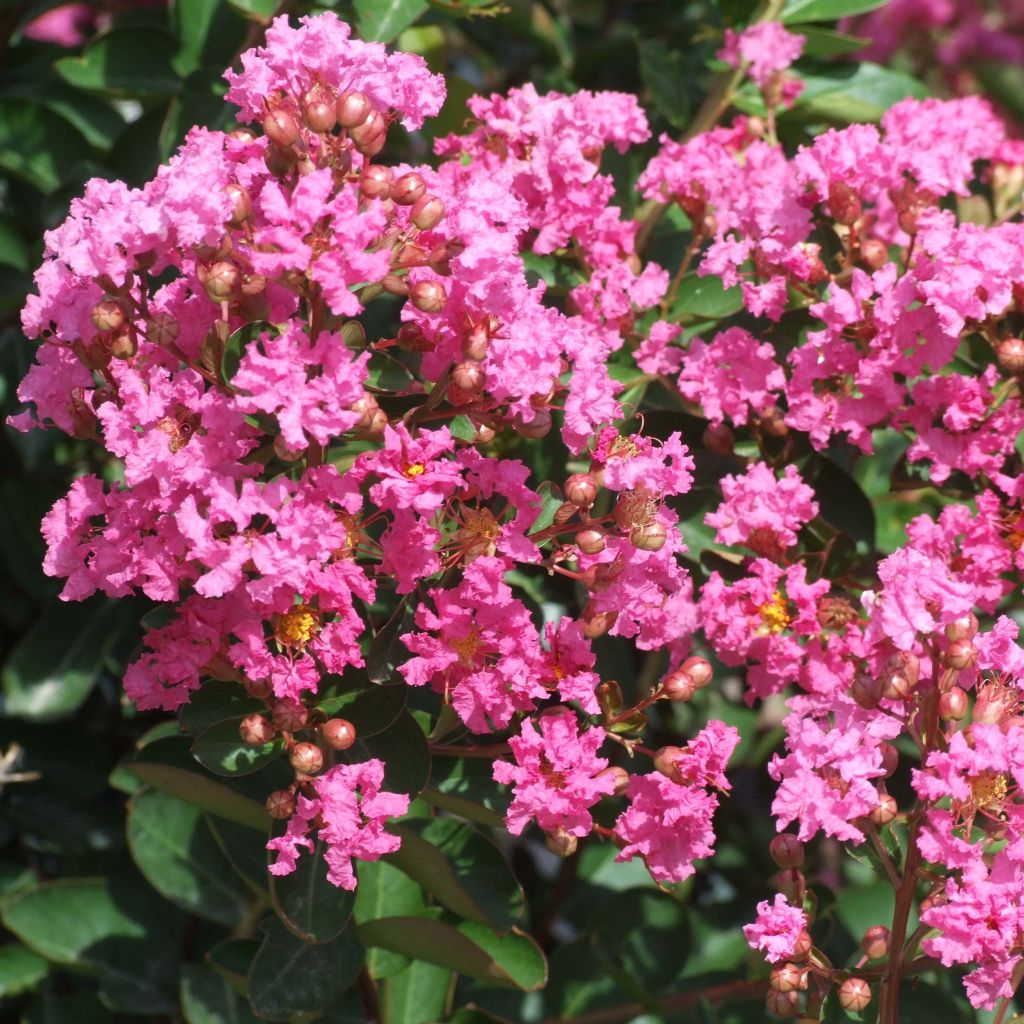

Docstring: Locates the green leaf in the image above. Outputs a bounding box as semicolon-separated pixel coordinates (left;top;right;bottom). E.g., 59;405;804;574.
368;599;411;684
207;937;260;991
0;99;90;194
206;816;273;898
55;28;181;96
385;819;523;932
789;63;929;125
366;350;416;393
191;719;282;777
222;320;273;384
2;876;184;1015
121;736;271;831
181;681;264;736
3;598;136;721
248;917;365;1019
781;0;888;21
423;755;509;828
358;915;546;991
225;0;280;23
316;678;407;738
270;837;356;943
528;481;563;536
0;77;125;149
637;39;690;130
0;942;48;997
449;414;478;442
127;788;252;925
173;0;248;75
671;273;744;322
807;454;876;553
381;960;453;1024
181;963;262;1024
355;0;428;43
21;991;114;1024
790;25;870;57
345;710;431;796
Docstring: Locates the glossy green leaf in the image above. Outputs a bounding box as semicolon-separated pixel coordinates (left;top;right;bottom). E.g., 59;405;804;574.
791;25;870;57
225;0;280;23
368;598;411;684
671;273;744;322
0;99;91;194
637;38;690;130
248;917;365;1018
781;0;888;21
173;0;248;75
789;63;929;125
55;28;181;96
21;991;114;1024
354;860;425;979
2;876;184;1014
808;455;876;553
3;597;137;721
0;78;124;149
270;837;356;943
423;755;509;827
386;818;523;932
181;963;262;1024
207;937;260;991
316;678;407;738
382;959;453;1024
206;816;273;898
355;0;429;43
449;414;478;442
180;681;264;736
358;914;547;991
0;942;48;997
127;788;251;925
344;710;431;796
191;719;282;777
527;481;563;536
122;736;271;831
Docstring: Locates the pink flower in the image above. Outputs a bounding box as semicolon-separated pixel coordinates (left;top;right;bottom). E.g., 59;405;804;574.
493;710;615;837
718;22;806;93
743;895;808;963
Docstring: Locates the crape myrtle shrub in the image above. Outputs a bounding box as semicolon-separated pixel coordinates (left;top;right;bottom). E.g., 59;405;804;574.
3;1;1024;1023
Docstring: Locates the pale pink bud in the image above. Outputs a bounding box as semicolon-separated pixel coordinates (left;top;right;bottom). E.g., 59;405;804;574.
861;925;890;960
564;473;598;508
290;741;323;775
630;521;667;551
146;312;179;347
879;743;898;777
596;765;630;796
381;274;409;297
997;337;1024;375
765;988;799;1019
91;298;126;332
239;713;275;746
451;360;486;397
870;793;897;826
579;602;617;639
203;260;240;302
760;405;788;437
109;330;137;361
791;929;812;961
653;746;684;783
769;963;806;993
272;701;308;733
945;613;979;642
322;718;357;751
882;671;913;702
349;109;387;156
302;84;336;133
662;670;697;703
939;686;968;721
392;172;426;206
860;237;888;270
396;322;431;352
409;280;447;314
945;640;977;670
828;180;862;226
769;834;804;869
361;164;394;200
336;90;372;128
263;108;299;148
411;195;444;230
680;656;712;688
545;827;578;858
838;978;871;1013
225;183;252;226
576;527;606;555
273;434;304;461
514;409;552;439
266;789;295;819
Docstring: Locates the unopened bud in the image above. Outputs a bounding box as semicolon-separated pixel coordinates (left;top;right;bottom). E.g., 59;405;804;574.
110;330;137;360
462;320;491;361
564;473;598;508
879;742;898;776
451;360;486;397
576;527;606;555
769;834;805;869
997;337;1024;375
336;91;372;128
770;963;806;993
828;180;862;226
381;273;409;297
775;868;805;904
244;676;273;700
411;195;444;231
791;929;812;961
92;299;126;332
861;924;890;960
939;686;969;721
662;670;697;702
944;613;979;642
273;434;304;461
851;673;883;710
239;712;275;746
302;84;336;133
273;700;308;733
322;718;357;751
702;422;734;455
882;671;913;702
680;656;712;689
514;409;552;439
765;988;799;1019
629;520;667;552
392;172;426;206
860;237;889;270
263;108;299;148
870;793;897;826
945;640;977;670
653;746;684;783
340;320;366;349
361;164;394;200
266;789;295;819
580;602;617;639
545;826;578;858
596;765;630;796
409;280;447;314
290;741;323;775
225;183;252;226
838;978;871;1013
146;312;179;347
203;260;240;302
349;110;387;156
396;322;431;352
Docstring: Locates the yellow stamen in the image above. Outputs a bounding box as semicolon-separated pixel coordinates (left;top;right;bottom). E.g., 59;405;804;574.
971;771;1009;811
404;463;426;478
274;604;320;650
757;591;791;634
449;628;482;666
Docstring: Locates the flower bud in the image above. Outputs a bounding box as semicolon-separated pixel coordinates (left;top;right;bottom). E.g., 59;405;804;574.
349;109;387;156
765;988;799;1019
861;925;890;960
225;183;252;226
394;242;429;269
775;868;805;904
702;422;734;455
564;473;598;508
264;143;296;177
302;84;336;133
203;260;240;302
273;700;308;733
939;686;969;721
545;827;578;858
996;337;1024;375
879;742;898;776
290;741;323;775
662;669;697;703
838;978;871;1014
791;928;812;961
409;280;447;314
851;673;883;710
337;90;372;128
945;640;977;670
470;420;495;444
576;527;606;555
243;676;273;700
882;671;913;702
109;329;137;360
146;312;179;347
759;405;788;437
451;360;486;397
361;164;394;200
263;108;299;148
770;834;804;869
653;746;684;783
392;172;426;206
596;765;630;796
462;320;491;361
580;602;617;639
870;793;897;826
396;322;432;352
273;434;304;461
266;789;295;820
92;298;126;332
69;391;98;438
341;321;366;349
239;712;275;746
629;520;667;552
828;180;862;226
860;237;889;270
322;718;357;751
770;963;806;993
680;656;712;689
381;273;409;297
945;613;979;642
514;409;552;439
354;406;388;439
411;194;445;230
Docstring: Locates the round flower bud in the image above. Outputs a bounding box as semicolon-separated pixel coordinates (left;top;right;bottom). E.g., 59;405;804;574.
579;602;617;639
769;963;805;993
791;928;812;961
702;422;734;455
394;242;429;269
471;420;495;444
879;743;898;777
939;686;969;721
273;434;304;462
945;640;977;670
349;109;387;156
630;521;667;552
110;330;138;361
225;183;252;226
341;321;366;349
653;746;684;784
266;789;296;820
769;834;805;869
662;669;697;703
828;180;862;226
945;613;979;642
239;712;275;746
336;90;372;129
576;527;606;555
396;322;432;352
451;360;486;397
765;988;799;1019
870;793;897;826
354;406;388;439
565;473;598;508
595;765;630;796
243;676;273;700
411;195;445;231
861;925;890;960
681;656;713;689
997;337;1024;375
760;405;789;438
860;237;888;270
360;164;394;200
272;700;308;733
381;273;409;297
514;409;552;440
92;299;126;332
838;978;871;1014
263;108;300;148
392;172;426;207
545;827;578;858
203;260;240;302
302;84;336;133
775;868;805;904
882;671;912;702
322;718;357;751
264;143;296;177
290;741;323;775
145;312;179;347
409;280;447;314
462;320;491;361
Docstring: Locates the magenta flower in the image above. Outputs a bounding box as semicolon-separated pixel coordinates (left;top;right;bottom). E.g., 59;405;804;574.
743;895;808;963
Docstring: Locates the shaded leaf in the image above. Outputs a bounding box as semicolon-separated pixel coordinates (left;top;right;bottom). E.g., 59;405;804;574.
637;38;690;130
180;681;264;736
782;0;888;21
789;63;928;125
345;710;430;797
181;962;261;1024
316;677;407;738
0;942;48;997
355;0;429;42
671;273;744;322
55;28;181;96
191;719;282;777
270;837;356;943
382;959;453;1024
0;99;90;194
354;860;425;979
